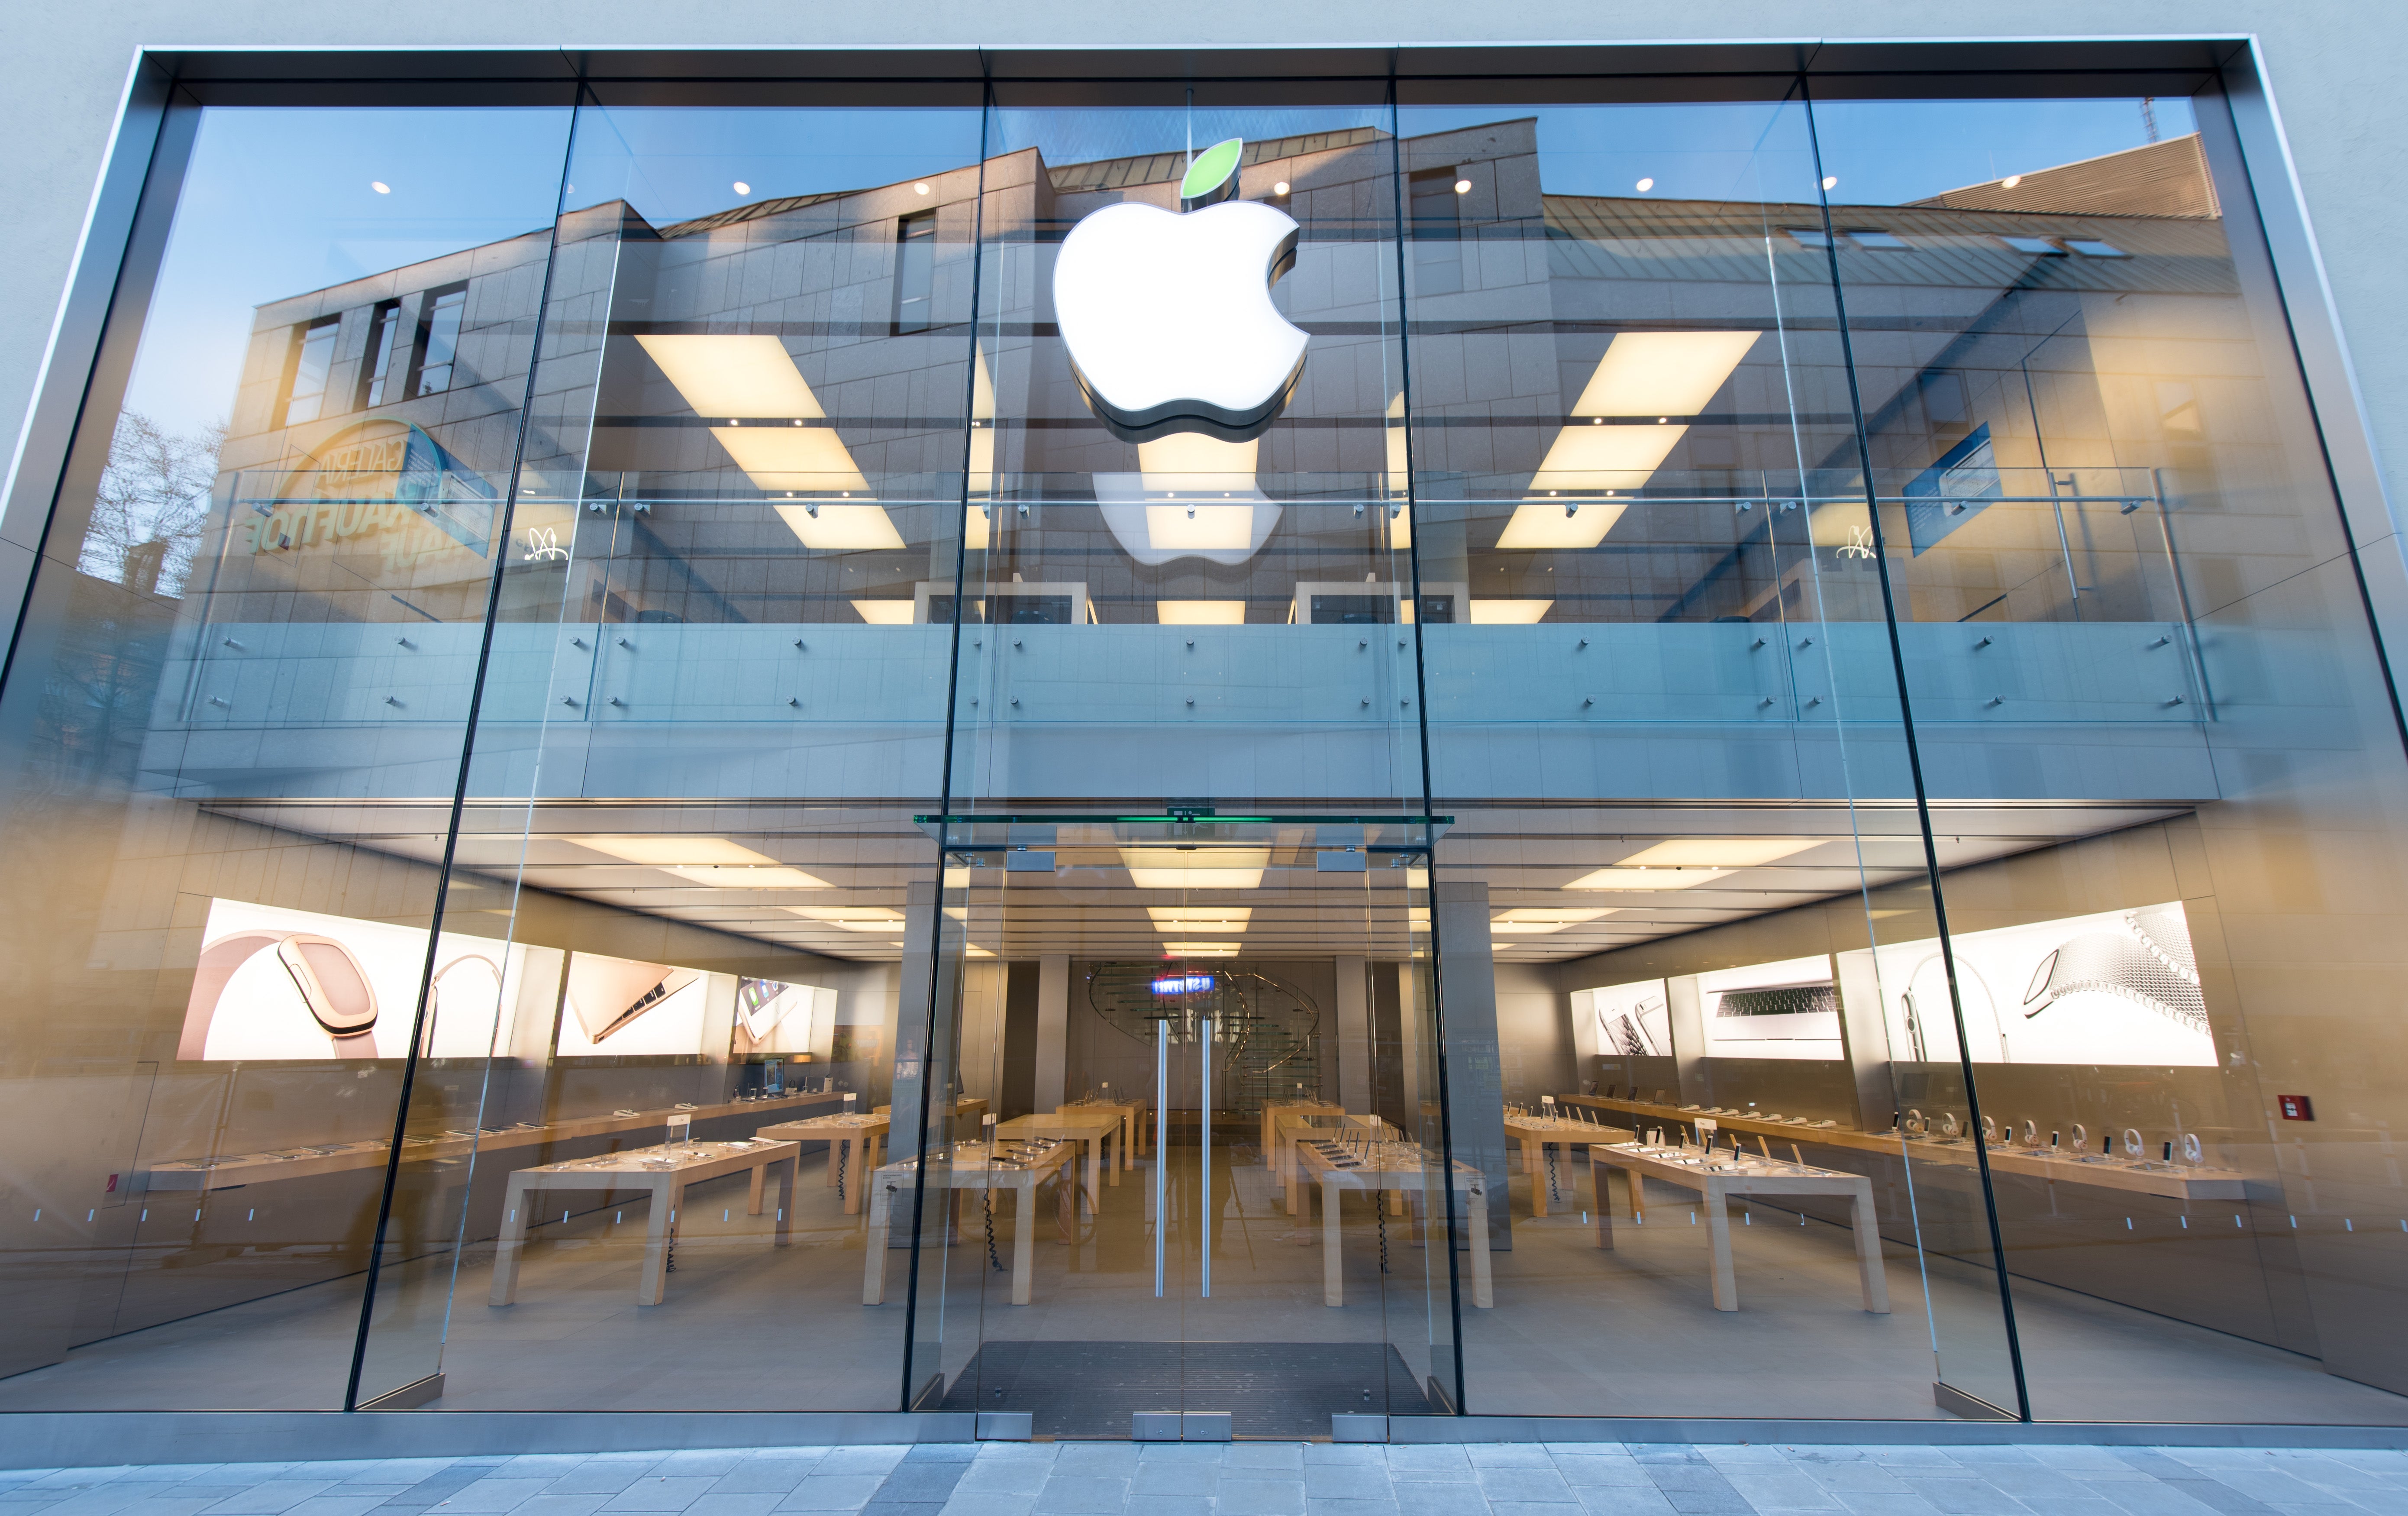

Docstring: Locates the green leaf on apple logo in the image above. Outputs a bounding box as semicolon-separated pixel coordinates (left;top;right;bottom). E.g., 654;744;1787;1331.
1179;138;1245;203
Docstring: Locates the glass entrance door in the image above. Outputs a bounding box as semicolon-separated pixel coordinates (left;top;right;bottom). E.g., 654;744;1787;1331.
920;813;1449;1437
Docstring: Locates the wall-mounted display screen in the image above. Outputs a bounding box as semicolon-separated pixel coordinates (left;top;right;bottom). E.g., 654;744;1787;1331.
729;976;830;1058
177;898;539;1060
1698;954;1843;1060
1588;977;1670;1056
556;951;717;1057
1866;902;2213;1067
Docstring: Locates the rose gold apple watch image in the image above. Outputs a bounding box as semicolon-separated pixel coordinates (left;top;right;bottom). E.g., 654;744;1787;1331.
565;954;700;1044
177;931;378;1059
420;954;507;1055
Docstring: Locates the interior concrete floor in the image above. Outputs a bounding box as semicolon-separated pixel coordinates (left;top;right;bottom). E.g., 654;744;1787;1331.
3;1137;2403;1431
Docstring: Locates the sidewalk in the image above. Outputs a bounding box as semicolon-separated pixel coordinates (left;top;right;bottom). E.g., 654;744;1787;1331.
3;1441;2402;1516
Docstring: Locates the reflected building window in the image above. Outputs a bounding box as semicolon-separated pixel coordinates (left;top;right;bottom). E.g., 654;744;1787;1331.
355;297;404;409
893;210;936;333
278;316;339;426
408;282;468;396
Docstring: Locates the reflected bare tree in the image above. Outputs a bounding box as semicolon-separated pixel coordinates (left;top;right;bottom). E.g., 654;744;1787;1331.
81;411;224;597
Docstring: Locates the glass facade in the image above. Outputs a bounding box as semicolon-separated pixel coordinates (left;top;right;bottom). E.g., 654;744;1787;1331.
3;53;2405;1434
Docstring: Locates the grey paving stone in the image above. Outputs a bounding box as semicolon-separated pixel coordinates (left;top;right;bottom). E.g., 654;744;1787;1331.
707;1465;825;1497
542;1471;656;1500
2080;1482;2224;1516
1391;1483;1479;1516
1886;1475;2031;1516
1828;1493;1946;1516
1224;1449;1304;1474
1544;1447;1628;1461
1473;1469;1574;1505
950;1467;1049;1500
1302;1450;1385;1469
1302;1500;1401;1516
650;1463;745;1481
1569;1488;1677;1516
1720;1470;1845;1511
600;1477;720;1513
440;1480;553;1514
681;1497;781;1516
1798;1464;1913;1495
1040;1454;1132;1480
1213;1477;1307;1516
1302;1467;1390;1501
1469;1448;1556;1470
1382;1453;1472;1484
864;1466;968;1507
774;1478;886;1514
808;1459;905;1483
206;1482;341;1516
1551;1459;1651;1490
932;1495;1033;1516
1026;1476;1125;1516
507;1497;613;1516
1116;1501;1208;1516
1126;1465;1211;1499
281;1500;394;1516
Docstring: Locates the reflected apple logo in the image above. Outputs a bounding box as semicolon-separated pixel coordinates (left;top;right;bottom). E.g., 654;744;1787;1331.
1053;138;1309;440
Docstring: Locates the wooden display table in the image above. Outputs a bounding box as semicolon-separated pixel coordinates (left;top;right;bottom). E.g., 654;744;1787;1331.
1585;1140;1888;1315
996;1110;1120;1212
1260;1099;1344;1158
1058;1096;1149;1162
756;1112;886;1215
489;1138;798;1308
1559;1093;2249;1203
1501;1112;1633;1218
874;1096;990;1142
1291;1138;1493;1309
1271;1109;1365;1214
860;1141;1077;1306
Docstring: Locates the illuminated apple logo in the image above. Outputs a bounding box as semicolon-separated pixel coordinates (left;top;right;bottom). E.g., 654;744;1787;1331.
1053;138;1308;440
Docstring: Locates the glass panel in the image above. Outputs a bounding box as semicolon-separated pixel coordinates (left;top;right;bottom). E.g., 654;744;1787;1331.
1398;79;2021;1419
345;88;989;1408
923;85;1450;1434
0;99;574;1407
1817;83;2408;1424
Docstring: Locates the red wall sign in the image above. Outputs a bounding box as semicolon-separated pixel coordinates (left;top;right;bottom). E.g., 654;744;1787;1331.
2278;1094;2314;1121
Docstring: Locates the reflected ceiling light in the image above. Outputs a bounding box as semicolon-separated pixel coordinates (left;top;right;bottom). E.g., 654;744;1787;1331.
1149;906;1253;928
1146;505;1256;551
914;181;933;195
636;334;826;420
1822;175;1839;191
1495;499;1627;551
1138;433;1258;491
852;599;914;625
1468;599;1553;624
661;865;832;889
1566;866;1733;890
727;431;873;496
1158;600;1246;625
1496;908;1618;923
1490;921;1572;934
1120;847;1270;890
1572;331;1759;418
1635;177;1654;192
1526;425;1685;496
570;835;781;866
964;944;997;958
786;906;905;924
733;181;752;195
1162;942;1242;957
1620;838;1823;867
1453;179;1472;194
371;181;391;195
1272;180;1291;195
968;343;997;497
776;501;904;551
2001;174;2023;189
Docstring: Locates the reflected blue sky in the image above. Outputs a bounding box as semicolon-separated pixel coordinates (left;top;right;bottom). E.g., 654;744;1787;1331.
126;94;2200;440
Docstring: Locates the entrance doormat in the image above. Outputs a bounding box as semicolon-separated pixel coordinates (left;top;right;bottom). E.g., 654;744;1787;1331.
936;1338;1433;1437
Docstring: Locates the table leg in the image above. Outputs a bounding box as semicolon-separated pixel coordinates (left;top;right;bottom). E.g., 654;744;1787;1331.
1322;1172;1343;1307
1850;1182;1891;1314
1085;1135;1103;1212
1012;1178;1035;1305
1527;1137;1549;1218
827;1139;843;1188
488;1178;533;1306
1704;1180;1737;1312
639;1180;680;1306
1467;1185;1494;1308
774;1156;794;1246
861;1176;892;1304
747;1160;767;1216
1107;1123;1121;1187
1592;1154;1615;1251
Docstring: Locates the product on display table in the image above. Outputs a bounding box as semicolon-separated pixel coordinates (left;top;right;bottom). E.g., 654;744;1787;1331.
874;1096;989;1142
1290;1131;1494;1309
1259;1097;1345;1160
994;1110;1121;1212
1501;1109;1635;1218
488;1138;800;1308
859;1138;1078;1306
756;1108;888;1215
1271;1109;1373;1213
1059;1093;1150;1161
1556;1093;2247;1202
1585;1138;1888;1315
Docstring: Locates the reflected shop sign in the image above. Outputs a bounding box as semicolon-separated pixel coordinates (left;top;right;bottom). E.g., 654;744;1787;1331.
240;418;499;566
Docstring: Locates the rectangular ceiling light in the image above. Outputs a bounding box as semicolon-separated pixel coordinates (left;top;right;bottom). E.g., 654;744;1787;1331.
719;427;872;495
852;599;914;624
1621;838;1823;867
1161;942;1243;957
1496;908;1617;923
1158;600;1247;625
1138;433;1258;492
1489;921;1571;934
636;334;826;419
1146;504;1257;551
661;865;832;889
1496;499;1627;550
1572;330;1759;417
1527;424;1685;493
570;835;780;866
1566;866;1732;891
1121;847;1270;890
1149;906;1252;928
786;906;905;923
1468;599;1553;624
775;501;906;551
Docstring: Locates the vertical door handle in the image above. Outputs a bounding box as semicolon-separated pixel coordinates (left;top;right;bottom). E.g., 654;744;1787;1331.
1201;1017;1213;1299
1155;1019;1168;1299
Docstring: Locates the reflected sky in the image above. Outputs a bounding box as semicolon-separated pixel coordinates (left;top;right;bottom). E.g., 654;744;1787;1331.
123;94;2201;441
